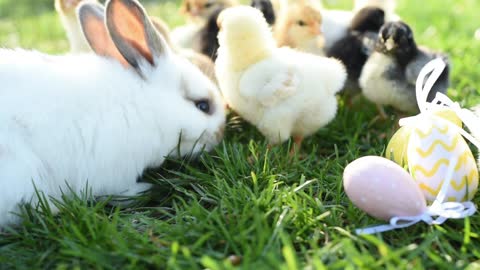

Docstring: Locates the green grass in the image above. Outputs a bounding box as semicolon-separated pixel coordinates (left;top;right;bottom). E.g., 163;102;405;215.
1;0;480;269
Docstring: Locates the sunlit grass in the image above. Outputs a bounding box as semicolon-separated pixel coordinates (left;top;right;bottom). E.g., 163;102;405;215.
0;0;480;268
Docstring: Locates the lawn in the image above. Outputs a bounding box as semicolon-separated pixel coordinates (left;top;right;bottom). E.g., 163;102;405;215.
1;0;480;269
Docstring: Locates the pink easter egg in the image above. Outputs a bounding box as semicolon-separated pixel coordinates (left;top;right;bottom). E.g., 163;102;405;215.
343;156;427;221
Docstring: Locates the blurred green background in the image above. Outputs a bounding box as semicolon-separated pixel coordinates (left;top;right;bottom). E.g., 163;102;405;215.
0;0;183;52
0;0;355;53
1;0;478;104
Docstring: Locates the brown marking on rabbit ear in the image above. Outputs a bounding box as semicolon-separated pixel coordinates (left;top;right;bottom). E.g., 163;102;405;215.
106;0;169;74
78;2;129;67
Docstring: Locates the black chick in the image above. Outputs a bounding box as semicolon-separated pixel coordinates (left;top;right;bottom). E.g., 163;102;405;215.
192;7;223;60
326;7;385;94
251;0;276;25
359;21;449;117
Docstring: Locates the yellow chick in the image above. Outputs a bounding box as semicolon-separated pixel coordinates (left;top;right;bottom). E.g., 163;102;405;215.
274;0;325;55
216;6;346;152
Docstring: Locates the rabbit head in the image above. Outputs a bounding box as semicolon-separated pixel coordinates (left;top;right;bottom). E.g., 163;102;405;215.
78;0;226;158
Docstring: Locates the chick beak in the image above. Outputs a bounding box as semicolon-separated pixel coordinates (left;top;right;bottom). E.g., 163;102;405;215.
385;37;396;51
217;11;225;29
310;23;321;35
190;6;200;16
316;35;325;47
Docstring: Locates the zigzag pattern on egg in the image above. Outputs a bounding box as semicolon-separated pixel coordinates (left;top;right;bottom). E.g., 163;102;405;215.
411;158;449;177
415;136;459;158
415;124;449;139
418;172;478;202
407;119;479;202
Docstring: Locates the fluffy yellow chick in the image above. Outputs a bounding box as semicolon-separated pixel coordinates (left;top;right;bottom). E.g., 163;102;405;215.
55;0;96;52
270;0;281;15
274;0;325;55
216;6;346;151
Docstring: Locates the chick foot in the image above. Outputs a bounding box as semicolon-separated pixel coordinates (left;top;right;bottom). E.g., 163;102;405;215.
289;135;304;157
368;104;389;125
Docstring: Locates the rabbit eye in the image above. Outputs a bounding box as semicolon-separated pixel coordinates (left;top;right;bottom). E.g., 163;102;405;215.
195;99;210;114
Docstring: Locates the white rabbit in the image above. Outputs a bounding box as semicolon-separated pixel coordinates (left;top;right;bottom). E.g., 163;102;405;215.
0;0;225;227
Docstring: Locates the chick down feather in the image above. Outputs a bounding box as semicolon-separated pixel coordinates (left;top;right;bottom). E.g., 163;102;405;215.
215;6;347;144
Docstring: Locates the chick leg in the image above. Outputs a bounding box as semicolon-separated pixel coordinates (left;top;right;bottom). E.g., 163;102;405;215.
376;104;388;120
347;93;362;107
289;135;304;156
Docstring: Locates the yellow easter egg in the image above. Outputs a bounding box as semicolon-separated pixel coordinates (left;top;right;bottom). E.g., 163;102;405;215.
407;116;478;202
433;108;462;128
386;109;462;168
386;126;412;167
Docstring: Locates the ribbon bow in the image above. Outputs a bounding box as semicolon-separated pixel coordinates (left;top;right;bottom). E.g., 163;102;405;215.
356;58;478;235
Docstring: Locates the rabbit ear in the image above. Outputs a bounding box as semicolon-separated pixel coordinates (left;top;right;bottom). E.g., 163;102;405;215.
78;2;129;67
105;0;170;76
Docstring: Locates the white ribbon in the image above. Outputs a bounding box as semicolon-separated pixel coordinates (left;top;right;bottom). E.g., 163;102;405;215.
355;213;433;234
427;156;476;224
356;58;478;235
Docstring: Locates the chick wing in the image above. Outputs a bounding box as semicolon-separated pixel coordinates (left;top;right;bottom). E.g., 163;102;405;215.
239;63;300;107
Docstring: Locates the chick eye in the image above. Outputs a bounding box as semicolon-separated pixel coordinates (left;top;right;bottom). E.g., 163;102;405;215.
297;20;306;26
195;99;210;114
204;2;213;8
